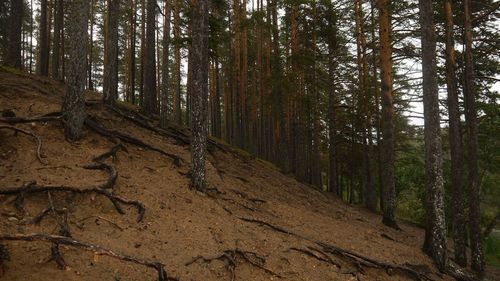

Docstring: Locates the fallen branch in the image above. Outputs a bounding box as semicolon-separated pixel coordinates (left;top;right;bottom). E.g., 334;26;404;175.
78;215;125;231
0;233;169;281
0;125;45;164
85;117;182;167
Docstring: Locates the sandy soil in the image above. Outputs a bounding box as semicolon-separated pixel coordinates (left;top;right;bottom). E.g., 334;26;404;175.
0;70;485;281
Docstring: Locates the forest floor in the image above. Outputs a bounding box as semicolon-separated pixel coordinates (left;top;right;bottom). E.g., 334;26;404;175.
0;70;497;281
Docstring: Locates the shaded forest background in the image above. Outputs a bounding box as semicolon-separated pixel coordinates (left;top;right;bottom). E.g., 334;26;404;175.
0;0;499;273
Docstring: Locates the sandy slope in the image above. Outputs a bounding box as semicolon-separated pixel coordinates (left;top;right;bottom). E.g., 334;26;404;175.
0;70;459;281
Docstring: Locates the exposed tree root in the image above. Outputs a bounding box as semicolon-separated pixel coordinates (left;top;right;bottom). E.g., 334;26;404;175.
185;248;281;280
92;141;128;163
445;262;482;281
0;182;145;223
229;189;266;204
0;125;45;164
239;216;436;281
85;117;182;167
0;113;61;124
107;104;228;153
288;246;341;268
0;234;172;281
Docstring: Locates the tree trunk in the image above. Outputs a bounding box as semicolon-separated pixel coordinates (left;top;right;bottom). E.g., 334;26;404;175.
103;0;119;105
128;0;136;104
88;0;95;90
464;0;484;273
356;0;377;212
419;0;447;271
160;0;171;128
444;0;467;267
377;0;398;228
173;0;182;124
139;0;146;106
143;0;157;114
51;0;63;79
190;0;209;191
62;0;89;141
5;0;23;69
39;0;50;76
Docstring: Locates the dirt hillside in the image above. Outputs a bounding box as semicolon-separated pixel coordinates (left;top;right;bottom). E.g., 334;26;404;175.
0;70;465;281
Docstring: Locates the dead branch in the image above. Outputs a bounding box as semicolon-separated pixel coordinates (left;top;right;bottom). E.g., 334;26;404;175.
0;125;45;164
85;117;182;167
0;233;169;281
78;215;125;231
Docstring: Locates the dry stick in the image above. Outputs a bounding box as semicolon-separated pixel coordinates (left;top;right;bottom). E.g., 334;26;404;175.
238;217;435;281
84;117;183;167
78;215;125;231
0;125;45;164
0;234;170;281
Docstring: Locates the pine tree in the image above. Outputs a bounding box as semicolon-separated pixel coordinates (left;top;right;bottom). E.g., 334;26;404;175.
444;0;467;267
5;0;23;69
190;0;209;191
420;0;447;271
62;0;90;141
377;0;398;228
103;0;119;105
143;0;157;114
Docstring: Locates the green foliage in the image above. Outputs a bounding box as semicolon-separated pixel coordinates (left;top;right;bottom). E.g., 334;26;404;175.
485;234;500;267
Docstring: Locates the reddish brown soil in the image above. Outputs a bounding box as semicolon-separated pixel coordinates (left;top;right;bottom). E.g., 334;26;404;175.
0;70;469;281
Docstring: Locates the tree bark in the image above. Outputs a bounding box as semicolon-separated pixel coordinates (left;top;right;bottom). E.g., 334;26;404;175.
39;0;50;76
444;0;467;267
356;0;377;212
160;0;171;128
62;0;90;141
103;0;119;105
377;0;398;228
419;0;448;271
173;0;182;124
143;0;157;114
464;0;484;273
128;0;136;104
5;0;23;69
190;0;209;191
51;0;63;79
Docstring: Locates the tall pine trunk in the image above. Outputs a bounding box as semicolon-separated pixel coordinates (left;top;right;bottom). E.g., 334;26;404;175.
190;0;209;191
38;0;50;76
143;0;157;114
444;0;467;267
62;0;89;141
464;0;484;273
103;0;119;105
420;0;447;271
160;0;171;128
6;0;23;69
377;0;398;228
51;0;63;79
